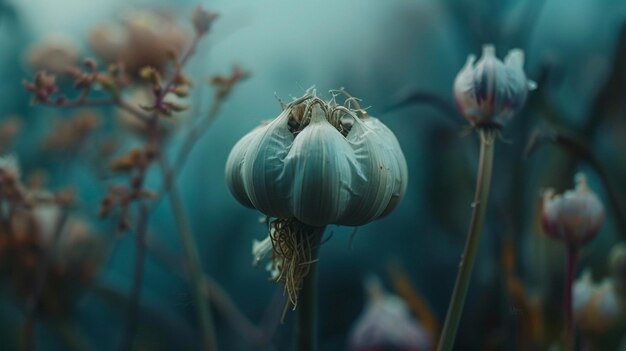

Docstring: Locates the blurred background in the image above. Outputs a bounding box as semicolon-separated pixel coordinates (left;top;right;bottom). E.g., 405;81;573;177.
1;0;626;350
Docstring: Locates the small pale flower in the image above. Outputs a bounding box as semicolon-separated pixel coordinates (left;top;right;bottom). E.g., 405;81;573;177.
252;232;284;281
542;173;605;247
349;277;430;351
609;243;626;294
0;154;21;180
573;270;623;335
454;44;536;128
252;236;273;266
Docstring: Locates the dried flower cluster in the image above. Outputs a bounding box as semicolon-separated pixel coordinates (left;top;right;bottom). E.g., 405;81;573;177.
0;156;103;316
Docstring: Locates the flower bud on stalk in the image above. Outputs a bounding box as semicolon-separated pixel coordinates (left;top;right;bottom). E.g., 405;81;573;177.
454;44;536;129
541;173;605;349
542;173;605;248
573;270;623;336
438;45;535;351
226;90;408;309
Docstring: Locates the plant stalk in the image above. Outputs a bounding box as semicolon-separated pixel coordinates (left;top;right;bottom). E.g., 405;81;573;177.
437;129;496;351
295;227;324;351
119;202;148;351
164;166;218;351
564;246;577;351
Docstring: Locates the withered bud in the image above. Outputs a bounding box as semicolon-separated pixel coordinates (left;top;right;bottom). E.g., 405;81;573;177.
74;73;94;89
34;71;57;91
139;66;161;88
96;75;115;90
55;188;75;207
173;85;189;97
174;73;192;87
99;194;114;218
191;6;218;36
210;65;248;99
163;101;188;112
22;70;58;103
109;149;142;172
83;58;98;71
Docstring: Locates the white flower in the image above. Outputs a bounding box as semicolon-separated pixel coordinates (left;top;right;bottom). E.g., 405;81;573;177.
0;154;21;180
252;234;283;281
454;44;536;128
573;270;623;334
542;173;605;247
348;276;430;351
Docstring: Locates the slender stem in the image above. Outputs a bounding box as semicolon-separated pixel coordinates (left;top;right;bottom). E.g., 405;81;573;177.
295;228;324;351
50;320;93;351
437;129;496;351
145;234;274;345
564;246;577;351
118;202;149;351
152;93;225;210
22;209;69;351
158;156;218;351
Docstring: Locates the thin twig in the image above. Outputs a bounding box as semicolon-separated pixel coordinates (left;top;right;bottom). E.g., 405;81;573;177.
22;209;69;351
153;92;225;210
157;155;218;351
118;202;149;351
145;234;270;345
563;246;577;351
38;98;116;108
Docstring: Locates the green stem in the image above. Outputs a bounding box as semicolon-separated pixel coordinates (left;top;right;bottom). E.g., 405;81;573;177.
166;176;218;351
563;246;577;351
437;129;496;351
295;227;324;351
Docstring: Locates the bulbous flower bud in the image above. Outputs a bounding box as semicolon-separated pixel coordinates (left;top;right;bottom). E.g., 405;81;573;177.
454;44;536;128
225;93;408;227
349;277;430;351
541;173;605;248
573;270;623;335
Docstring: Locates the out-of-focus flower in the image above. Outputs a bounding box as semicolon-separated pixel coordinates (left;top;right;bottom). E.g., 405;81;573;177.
0;117;22;153
609;243;626;294
454;44;536;128
41;111;100;152
541;173;605;247
225;91;408;227
24;34;79;75
348;276;430;351
191;6;218;36
117;87;180;138
252;231;283;281
573;270;623;335
23;71;58;103
0;154;21;180
88;10;189;74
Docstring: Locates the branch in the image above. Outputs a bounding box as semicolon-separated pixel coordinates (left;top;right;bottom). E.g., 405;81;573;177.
22;209;69;351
